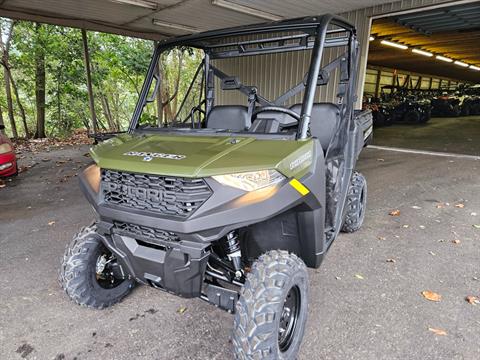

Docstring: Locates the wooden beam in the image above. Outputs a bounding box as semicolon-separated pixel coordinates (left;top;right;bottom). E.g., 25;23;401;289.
374;69;381;98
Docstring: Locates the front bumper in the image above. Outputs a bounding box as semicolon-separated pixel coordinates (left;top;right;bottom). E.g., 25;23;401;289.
0;152;17;177
99;226;210;297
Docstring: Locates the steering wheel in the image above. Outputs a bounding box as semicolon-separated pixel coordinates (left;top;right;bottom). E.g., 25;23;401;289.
253;106;301;121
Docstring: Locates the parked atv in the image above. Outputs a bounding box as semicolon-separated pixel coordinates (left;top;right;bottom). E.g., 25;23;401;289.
364;98;392;127
431;93;462;117
462;85;480;115
376;86;431;125
60;15;372;359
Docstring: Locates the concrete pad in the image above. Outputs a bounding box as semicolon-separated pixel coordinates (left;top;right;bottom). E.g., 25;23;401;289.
373;116;480;156
0;145;479;359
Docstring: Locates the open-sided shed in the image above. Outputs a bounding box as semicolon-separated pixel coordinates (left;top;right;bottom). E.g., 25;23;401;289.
0;0;464;108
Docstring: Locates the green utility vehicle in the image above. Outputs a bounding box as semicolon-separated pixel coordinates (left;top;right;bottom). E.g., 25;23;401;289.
60;14;372;359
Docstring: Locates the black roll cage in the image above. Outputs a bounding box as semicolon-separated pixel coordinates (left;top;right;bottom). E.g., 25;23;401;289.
128;14;357;140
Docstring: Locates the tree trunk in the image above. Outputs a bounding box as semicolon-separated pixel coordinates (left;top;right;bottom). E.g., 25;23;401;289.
0;104;5;135
57;71;61;127
0;20;17;138
100;94;117;131
172;51;183;116
156;61;163;126
160;52;184;123
162;66;173;121
7;67;30;138
81;29;99;135
3;64;17;139
35;23;46;138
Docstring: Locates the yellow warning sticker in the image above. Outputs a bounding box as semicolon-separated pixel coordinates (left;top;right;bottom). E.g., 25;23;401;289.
289;179;310;196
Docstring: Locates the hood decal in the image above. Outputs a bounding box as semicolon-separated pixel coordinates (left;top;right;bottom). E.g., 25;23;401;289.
123;151;186;161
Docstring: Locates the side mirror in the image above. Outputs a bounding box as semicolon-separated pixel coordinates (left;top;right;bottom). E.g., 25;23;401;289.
0;124;5;130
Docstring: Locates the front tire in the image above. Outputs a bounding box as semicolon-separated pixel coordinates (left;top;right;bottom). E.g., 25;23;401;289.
403;110;421;123
59;225;135;309
341;172;367;233
233;250;309;360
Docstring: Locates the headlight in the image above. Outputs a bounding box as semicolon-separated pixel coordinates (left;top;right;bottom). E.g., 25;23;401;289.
213;169;285;192
0;143;12;154
83;164;101;193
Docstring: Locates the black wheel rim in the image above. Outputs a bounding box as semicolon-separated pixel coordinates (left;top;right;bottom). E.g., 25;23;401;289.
278;285;301;352
359;187;366;217
94;246;126;289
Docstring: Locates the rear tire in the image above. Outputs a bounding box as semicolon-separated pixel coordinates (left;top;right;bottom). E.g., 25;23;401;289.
452;104;461;117
461;104;470;116
419;109;431;124
59;224;135;309
233;250;309;360
373;111;386;127
341;172;367;233
403;110;421;123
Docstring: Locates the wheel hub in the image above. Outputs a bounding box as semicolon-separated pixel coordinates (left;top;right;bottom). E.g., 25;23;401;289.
278;285;301;352
95;251;125;289
96;255;108;275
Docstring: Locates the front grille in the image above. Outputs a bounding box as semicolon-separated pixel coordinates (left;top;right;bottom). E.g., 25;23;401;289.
101;169;212;218
113;221;179;243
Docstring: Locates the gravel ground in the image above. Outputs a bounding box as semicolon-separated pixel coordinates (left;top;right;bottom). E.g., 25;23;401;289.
0;144;479;360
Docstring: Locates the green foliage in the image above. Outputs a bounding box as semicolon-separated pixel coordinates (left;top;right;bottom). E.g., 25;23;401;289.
0;18;204;138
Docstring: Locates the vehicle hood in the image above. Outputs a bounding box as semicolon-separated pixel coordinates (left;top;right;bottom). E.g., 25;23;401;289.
90;133;313;178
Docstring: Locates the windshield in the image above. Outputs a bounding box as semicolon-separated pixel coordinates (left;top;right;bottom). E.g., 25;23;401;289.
129;17;354;138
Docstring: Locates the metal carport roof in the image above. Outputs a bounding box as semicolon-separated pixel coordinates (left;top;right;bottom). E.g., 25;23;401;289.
369;2;480;82
0;0;399;39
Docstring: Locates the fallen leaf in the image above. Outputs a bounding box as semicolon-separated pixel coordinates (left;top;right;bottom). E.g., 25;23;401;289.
402;224;409;228
465;295;479;305
378;236;386;241
428;327;447;336
177;306;187;314
411;206;422;210
473;224;480;229
422;290;442;302
389;209;401;216
48;221;55;226
386;258;396;263
455;203;465;208
0;180;5;188
377;158;385;162
355;274;364;280
436;203;447;209
471;212;477;216
419;225;426;229
452;239;461;244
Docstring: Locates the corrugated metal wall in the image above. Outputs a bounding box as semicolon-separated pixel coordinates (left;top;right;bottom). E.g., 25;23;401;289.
213;0;454;109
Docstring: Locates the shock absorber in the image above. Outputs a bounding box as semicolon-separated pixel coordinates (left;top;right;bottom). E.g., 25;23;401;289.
225;231;243;279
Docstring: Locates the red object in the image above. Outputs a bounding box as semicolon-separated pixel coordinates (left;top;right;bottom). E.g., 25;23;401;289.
0;132;17;177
